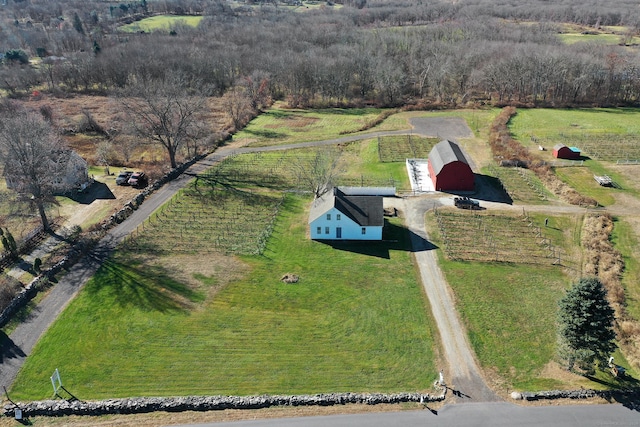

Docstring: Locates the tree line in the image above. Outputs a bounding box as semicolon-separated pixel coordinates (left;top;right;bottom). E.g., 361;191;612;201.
1;1;640;107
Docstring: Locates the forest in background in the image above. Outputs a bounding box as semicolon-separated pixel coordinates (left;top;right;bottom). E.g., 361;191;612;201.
1;0;640;107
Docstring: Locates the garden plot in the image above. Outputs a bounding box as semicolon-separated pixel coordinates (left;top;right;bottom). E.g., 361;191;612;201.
434;208;565;265
377;135;439;162
126;187;284;255
487;165;551;203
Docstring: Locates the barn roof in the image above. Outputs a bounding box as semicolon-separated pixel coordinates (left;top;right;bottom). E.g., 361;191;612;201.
428;140;469;176
553;143;567;151
309;187;383;226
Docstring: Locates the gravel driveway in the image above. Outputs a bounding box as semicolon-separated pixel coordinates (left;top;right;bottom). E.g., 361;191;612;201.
385;195;500;403
0;121;497;402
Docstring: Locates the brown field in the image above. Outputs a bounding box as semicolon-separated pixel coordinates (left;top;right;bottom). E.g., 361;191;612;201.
18;94;230;169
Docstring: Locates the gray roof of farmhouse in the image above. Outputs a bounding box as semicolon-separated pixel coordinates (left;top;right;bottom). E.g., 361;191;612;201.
309;187;384;227
428;139;469;176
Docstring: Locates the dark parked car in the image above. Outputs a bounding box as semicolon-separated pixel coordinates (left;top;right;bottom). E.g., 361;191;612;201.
116;171;133;185
128;172;147;188
454;196;480;210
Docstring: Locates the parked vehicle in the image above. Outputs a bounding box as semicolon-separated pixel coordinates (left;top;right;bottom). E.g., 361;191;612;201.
116;171;133;185
454;196;480;210
128;172;147;188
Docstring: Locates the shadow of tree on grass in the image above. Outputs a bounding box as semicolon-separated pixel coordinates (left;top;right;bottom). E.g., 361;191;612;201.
87;257;204;312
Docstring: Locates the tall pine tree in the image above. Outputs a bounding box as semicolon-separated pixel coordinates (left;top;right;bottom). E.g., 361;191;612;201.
557;277;616;373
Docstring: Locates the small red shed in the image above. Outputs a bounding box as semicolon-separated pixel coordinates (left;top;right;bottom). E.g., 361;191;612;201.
553;144;580;159
428;140;475;191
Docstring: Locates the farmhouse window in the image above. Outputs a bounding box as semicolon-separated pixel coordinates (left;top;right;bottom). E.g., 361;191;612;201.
325;227;330;234
337;214;341;220
326;214;331;220
361;228;366;235
317;227;321;234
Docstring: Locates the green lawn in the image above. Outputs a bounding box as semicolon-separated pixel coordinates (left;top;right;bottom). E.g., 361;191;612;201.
233;105;402;147
119;15;203;33
508;108;640;204
206;142;410;191
509;108;640;145
9;194;438;400
611;219;640;321
427;211;579;390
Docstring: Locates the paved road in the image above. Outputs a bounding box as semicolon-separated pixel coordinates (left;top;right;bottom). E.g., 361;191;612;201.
0;131;420;392
169;402;640;427
0;118;633;414
0;144;243;391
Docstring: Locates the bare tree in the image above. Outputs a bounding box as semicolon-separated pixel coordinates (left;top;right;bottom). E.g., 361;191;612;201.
0;106;65;231
116;76;208;168
292;148;343;198
222;86;253;131
95;140;114;175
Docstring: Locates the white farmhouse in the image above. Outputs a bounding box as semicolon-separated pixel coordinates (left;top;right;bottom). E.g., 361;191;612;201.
4;148;89;194
308;187;395;241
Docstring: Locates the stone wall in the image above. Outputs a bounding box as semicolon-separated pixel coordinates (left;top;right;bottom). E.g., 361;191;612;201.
512;387;640;403
0;149;217;329
3;392;444;417
0;257;69;328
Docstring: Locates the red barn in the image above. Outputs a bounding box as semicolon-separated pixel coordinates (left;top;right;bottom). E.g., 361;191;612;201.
553;144;580;159
428;140;475;191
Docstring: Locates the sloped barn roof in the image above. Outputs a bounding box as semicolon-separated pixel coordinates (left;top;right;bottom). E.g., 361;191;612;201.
428;140;469;175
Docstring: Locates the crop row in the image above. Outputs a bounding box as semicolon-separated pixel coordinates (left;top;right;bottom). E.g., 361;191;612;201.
487;165;548;203
434;209;563;265
378;135;438;162
125;188;285;255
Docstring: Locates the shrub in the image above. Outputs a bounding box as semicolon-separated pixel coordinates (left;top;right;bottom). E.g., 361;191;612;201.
4;49;29;64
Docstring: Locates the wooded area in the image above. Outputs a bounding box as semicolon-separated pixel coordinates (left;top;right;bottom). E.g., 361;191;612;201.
2;0;640;107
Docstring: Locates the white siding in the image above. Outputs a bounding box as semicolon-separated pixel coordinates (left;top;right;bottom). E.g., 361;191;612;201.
310;207;382;240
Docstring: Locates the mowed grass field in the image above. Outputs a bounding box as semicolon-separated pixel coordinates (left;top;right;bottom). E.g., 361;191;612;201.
10;193;438;400
202;142;410;190
427;209;583;390
508;108;640;205
119;15;203;33
233;104;399;147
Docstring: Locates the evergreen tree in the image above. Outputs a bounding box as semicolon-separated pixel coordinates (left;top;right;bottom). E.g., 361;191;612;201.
0;228;18;259
72;12;85;35
557;277;616;373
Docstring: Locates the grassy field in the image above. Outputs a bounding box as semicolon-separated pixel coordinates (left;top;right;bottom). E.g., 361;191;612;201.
233;104;400;147
509;108;640;149
426;208;640;390
508;108;640;205
556;23;640;46
426;210;586;390
611;218;640;321
119;15;203;33
201;143;410;191
9;191;438;400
